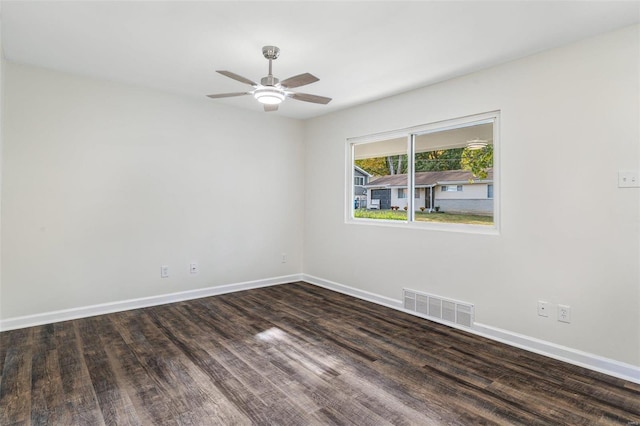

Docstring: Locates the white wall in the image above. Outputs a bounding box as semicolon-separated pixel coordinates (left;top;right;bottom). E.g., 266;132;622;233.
304;25;640;366
1;63;304;319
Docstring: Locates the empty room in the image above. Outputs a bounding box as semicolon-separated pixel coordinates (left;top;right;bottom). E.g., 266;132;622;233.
1;1;639;424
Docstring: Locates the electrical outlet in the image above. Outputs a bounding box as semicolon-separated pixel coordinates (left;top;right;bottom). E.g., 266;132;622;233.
160;265;169;278
537;301;549;317
558;304;571;323
618;170;639;188
189;262;198;274
281;253;287;263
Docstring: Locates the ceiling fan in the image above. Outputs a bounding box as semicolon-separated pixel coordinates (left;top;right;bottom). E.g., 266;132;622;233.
207;46;332;112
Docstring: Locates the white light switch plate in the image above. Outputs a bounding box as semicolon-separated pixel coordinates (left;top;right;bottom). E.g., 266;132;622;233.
618;170;639;188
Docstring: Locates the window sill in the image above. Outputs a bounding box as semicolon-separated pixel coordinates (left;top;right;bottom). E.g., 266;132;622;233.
346;217;500;235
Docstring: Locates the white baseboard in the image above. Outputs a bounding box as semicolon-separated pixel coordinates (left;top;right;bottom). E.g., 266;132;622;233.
303;274;404;310
302;274;640;384
0;274;303;332
3;272;638;384
470;323;640;384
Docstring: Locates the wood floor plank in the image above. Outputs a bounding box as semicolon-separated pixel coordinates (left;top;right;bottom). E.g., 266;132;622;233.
98;312;180;425
246;313;465;422
145;306;280;424
66;321;106;426
2;281;639;425
115;309;251;425
77;316;142;426
29;325;70;425
0;345;33;425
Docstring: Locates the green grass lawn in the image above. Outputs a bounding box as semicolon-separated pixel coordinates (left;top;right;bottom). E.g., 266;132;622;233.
354;209;493;225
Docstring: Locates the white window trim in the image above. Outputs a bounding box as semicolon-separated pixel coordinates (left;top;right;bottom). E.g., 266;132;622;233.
346;111;500;235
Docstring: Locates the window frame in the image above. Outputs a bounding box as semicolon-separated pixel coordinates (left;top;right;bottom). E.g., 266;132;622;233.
354;175;365;186
346;111;500;234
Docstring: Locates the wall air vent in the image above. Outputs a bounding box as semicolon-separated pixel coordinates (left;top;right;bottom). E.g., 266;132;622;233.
403;288;474;328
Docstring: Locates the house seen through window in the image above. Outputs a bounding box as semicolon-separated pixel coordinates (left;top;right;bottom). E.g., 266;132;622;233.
350;112;498;228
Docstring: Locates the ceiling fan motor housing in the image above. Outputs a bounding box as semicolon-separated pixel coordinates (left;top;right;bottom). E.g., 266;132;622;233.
262;45;280;60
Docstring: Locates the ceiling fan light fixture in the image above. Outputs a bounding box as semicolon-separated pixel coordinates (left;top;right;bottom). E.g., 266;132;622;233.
254;87;285;105
466;138;488;150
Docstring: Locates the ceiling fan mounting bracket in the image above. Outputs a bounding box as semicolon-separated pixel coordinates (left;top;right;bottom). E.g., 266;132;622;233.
262;46;280;60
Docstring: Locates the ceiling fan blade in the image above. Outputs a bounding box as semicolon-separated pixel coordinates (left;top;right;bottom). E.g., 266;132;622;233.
216;70;257;86
280;73;319;89
264;104;279;112
289;92;332;105
206;92;251;99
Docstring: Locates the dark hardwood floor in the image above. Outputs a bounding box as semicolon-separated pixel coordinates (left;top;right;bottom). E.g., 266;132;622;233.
1;282;639;425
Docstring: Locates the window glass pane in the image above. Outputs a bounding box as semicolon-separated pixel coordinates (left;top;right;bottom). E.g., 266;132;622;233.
349;113;497;229
413;122;494;225
353;138;408;220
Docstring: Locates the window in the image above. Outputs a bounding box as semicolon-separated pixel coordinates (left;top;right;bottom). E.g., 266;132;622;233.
352;137;407;219
348;111;498;230
354;176;365;186
441;185;463;192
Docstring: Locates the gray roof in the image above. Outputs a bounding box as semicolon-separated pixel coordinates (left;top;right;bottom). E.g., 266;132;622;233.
366;169;493;188
354;165;373;177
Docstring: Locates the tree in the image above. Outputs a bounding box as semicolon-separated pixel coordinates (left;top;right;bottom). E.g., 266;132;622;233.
386;155;406;175
355;157;388;176
356;144;492;178
461;144;493;180
355;155;407;176
414;148;464;172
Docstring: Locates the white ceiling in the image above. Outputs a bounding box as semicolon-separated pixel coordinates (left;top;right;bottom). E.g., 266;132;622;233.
2;1;639;120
